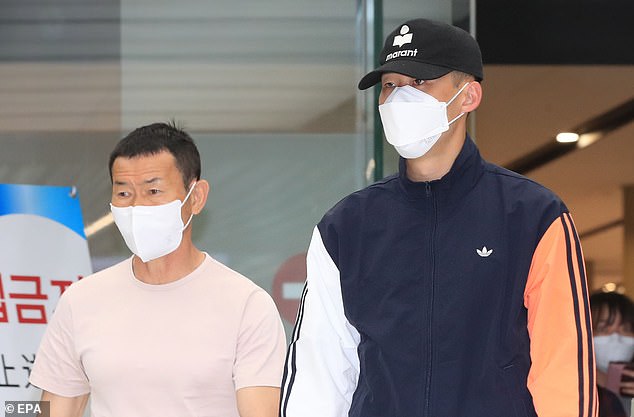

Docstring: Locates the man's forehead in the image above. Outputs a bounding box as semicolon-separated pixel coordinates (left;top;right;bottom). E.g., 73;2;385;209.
113;151;175;168
381;71;448;81
381;72;413;79
112;152;178;180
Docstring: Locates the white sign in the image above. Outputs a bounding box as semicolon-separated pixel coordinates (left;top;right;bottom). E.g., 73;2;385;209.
0;184;92;403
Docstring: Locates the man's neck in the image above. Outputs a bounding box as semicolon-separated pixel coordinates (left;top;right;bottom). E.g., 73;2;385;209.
405;128;467;182
132;241;205;285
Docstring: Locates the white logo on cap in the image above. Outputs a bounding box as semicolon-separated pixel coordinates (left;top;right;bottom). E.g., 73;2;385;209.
393;25;413;48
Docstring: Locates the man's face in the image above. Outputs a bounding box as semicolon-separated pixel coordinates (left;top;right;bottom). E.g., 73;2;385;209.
378;72;459;105
111;150;190;210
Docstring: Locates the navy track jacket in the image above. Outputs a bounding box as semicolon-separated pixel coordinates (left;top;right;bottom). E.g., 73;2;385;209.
280;136;597;417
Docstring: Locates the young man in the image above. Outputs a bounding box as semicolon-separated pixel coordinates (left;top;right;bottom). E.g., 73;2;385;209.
30;122;286;417
280;19;597;417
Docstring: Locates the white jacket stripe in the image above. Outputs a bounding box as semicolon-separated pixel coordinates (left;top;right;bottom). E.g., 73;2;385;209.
280;226;361;417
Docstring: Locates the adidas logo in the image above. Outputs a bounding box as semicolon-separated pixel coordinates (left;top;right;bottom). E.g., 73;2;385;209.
393;25;413;47
476;246;493;257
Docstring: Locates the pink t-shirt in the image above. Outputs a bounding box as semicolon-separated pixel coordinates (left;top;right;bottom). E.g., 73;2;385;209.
30;254;286;417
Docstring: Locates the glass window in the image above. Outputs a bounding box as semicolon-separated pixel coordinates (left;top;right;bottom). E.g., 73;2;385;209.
0;1;470;334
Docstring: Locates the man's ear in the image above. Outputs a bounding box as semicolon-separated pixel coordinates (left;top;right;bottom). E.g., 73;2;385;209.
190;179;210;215
461;81;482;113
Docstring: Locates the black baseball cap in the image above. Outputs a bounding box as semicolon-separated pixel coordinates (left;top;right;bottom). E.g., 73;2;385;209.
358;18;483;90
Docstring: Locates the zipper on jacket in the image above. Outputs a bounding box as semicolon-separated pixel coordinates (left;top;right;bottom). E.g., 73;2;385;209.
424;183;437;416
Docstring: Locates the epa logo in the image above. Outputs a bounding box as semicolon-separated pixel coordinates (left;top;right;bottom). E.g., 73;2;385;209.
4;401;50;417
393;25;413;47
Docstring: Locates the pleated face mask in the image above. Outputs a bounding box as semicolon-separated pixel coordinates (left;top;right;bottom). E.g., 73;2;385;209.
378;82;470;159
110;182;197;262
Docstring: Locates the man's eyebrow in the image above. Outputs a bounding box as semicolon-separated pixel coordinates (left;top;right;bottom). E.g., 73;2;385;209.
113;177;161;186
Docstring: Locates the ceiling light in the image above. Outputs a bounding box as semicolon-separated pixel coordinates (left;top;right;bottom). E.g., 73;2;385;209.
577;132;602;148
555;132;579;143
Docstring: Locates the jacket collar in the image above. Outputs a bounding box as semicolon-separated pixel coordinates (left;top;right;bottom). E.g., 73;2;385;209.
398;134;485;204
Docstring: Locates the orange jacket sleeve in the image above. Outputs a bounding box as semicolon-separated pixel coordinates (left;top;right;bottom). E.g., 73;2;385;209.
524;212;598;417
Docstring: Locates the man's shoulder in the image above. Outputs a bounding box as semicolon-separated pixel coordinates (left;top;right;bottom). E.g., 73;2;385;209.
201;255;270;297
51;258;131;313
198;256;279;321
321;173;400;223
64;257;131;294
483;161;565;204
481;161;570;234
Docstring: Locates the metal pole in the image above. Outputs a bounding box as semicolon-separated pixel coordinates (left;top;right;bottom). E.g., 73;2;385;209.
372;0;384;181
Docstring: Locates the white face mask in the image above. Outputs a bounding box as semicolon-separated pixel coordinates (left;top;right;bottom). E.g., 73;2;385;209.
594;333;634;372
378;82;471;159
110;182;197;263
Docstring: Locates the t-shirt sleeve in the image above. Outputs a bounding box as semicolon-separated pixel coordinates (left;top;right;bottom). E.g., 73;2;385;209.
29;288;90;397
233;289;287;390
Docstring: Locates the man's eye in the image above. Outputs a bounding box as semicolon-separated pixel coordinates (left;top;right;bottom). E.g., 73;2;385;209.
149;189;161;195
413;79;425;86
383;81;396;88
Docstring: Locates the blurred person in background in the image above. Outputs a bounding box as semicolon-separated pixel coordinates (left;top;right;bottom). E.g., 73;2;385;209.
591;291;634;417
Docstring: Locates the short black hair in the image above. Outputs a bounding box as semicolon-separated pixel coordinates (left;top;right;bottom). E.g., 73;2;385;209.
450;70;475;87
590;291;634;331
109;122;201;189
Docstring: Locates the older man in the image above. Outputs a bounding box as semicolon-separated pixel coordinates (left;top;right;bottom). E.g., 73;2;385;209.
31;122;286;417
